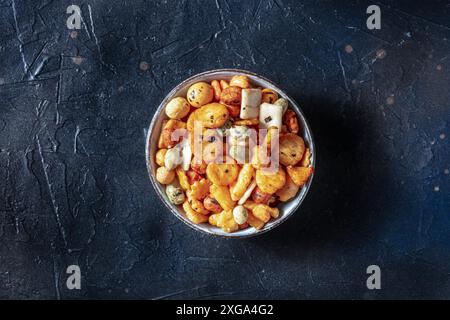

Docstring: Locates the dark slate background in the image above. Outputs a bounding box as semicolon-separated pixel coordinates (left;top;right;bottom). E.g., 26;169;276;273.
0;0;449;299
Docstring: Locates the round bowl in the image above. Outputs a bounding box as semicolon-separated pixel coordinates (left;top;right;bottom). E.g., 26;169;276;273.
146;69;315;238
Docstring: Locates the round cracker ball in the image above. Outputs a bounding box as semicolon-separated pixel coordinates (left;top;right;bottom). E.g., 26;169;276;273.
233;205;248;224
156;166;175;184
164;148;182;170
229;75;251;89
155;149;167;167
187;82;214;107
166;185;185;205
165;97;190;119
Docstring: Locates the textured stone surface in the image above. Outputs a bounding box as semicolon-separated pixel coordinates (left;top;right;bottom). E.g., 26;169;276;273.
0;0;449;299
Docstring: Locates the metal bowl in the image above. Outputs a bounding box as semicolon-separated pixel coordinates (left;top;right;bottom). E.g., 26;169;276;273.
146;69;315;238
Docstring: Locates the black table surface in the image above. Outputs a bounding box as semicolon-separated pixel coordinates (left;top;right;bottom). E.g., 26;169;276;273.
0;0;449;299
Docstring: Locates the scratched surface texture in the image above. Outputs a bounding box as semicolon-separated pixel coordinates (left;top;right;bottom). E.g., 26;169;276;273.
0;0;449;299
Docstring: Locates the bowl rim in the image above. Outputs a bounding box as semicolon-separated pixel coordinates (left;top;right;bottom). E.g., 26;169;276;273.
145;68;316;238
